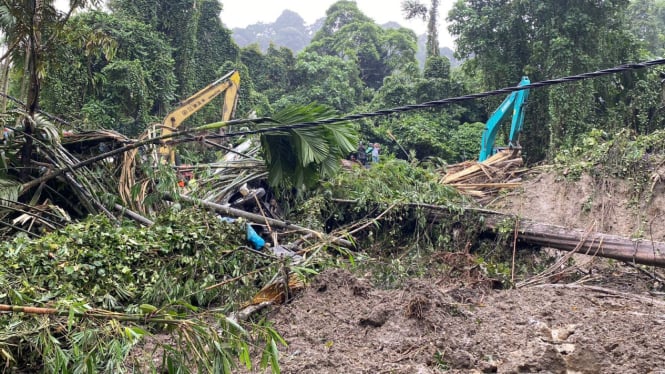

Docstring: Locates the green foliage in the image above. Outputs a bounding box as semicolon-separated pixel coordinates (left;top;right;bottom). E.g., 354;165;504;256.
193;0;240;87
170;0;243;127
547;81;597;152
219;60;272;119
260;103;357;190
0;208;285;372
448;0;644;162
273;51;363;113
382;28;420;76
322;158;461;213
303;159;492;288
43;0;242;133
314;1;373;37
599;70;665;136
309;1;417;90
373;113;456;161
41;11;176;135
449;122;485;161
365;55;479;162
259;45;298;103
554;128;665;203
370;73;416;109
0;178;21;205
402;0;440;57
110;0;203;97
0;208;273;308
627;0;665;58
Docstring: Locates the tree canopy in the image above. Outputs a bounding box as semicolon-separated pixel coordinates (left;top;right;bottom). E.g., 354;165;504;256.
3;0;663;166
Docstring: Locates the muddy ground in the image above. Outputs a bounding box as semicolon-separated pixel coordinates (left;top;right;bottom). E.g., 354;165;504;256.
261;171;665;373
268;268;664;374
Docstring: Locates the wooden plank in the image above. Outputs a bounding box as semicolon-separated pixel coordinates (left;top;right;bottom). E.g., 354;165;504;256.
442;150;517;184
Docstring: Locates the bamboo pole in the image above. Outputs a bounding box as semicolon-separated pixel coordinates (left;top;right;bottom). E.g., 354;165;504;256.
0;304;185;324
174;194;354;248
21;117;272;193
114;204;154;226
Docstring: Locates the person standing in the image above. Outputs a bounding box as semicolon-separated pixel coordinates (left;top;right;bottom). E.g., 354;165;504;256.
371;142;380;163
357;141;367;165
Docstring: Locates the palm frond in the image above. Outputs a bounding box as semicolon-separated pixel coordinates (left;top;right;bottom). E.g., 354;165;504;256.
292;129;329;166
323;123;356;155
34;114;60;145
319;151;342;179
270;102;337;125
259;103;358;189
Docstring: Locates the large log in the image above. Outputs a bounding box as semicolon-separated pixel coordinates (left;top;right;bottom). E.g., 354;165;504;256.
417;204;665;267
483;214;665;267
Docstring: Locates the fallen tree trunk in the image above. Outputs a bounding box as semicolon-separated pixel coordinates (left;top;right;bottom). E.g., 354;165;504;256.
483;214;665;267
415;203;665;267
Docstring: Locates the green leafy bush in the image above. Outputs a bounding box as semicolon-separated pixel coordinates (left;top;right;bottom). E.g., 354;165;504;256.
0;208;284;373
554;128;665;202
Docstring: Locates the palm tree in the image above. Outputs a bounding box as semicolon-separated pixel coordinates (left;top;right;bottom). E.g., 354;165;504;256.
401;0;440;58
0;0;101;180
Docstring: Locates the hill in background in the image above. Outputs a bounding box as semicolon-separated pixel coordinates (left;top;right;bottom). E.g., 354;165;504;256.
228;9;460;68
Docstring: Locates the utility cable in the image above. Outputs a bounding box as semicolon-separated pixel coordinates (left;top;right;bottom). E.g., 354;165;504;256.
204;58;665;140
0;92;71;125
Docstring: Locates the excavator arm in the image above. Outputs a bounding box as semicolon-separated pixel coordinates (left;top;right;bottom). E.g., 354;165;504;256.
158;70;240;164
478;76;530;161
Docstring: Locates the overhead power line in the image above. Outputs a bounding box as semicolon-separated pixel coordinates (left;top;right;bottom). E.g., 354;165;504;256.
205;58;665;140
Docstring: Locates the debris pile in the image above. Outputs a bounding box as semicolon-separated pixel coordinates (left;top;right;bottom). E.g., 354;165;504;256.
440;149;526;202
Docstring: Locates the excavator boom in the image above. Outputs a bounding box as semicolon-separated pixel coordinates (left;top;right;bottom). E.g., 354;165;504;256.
478;76;530;161
158;70;240;164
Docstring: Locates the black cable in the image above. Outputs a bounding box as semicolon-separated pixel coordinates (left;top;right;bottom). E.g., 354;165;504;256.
0;92;71;125
203;58;665;140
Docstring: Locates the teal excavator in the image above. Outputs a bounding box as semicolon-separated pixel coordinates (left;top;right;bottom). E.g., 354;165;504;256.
478;76;530;161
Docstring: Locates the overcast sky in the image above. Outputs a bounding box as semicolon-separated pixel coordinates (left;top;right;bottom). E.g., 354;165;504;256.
219;0;456;48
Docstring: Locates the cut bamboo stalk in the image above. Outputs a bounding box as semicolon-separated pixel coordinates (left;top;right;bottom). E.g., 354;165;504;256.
174;194;353;248
442;150;516;184
114;204;154;226
449;183;521;189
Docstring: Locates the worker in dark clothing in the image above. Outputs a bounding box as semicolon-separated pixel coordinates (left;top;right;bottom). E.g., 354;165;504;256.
357;141;367;166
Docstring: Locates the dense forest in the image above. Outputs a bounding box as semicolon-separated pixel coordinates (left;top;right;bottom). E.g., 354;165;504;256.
1;0;665;372
3;0;663;166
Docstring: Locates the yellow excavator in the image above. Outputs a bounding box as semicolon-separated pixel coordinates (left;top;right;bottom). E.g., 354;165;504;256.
157;69;240;165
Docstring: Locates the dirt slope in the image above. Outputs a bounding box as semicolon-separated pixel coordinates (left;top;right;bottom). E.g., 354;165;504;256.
492;171;665;241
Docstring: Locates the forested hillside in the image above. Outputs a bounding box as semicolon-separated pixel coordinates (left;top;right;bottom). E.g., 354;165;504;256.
229;9;460;68
1;0;665;372
3;0;662;164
